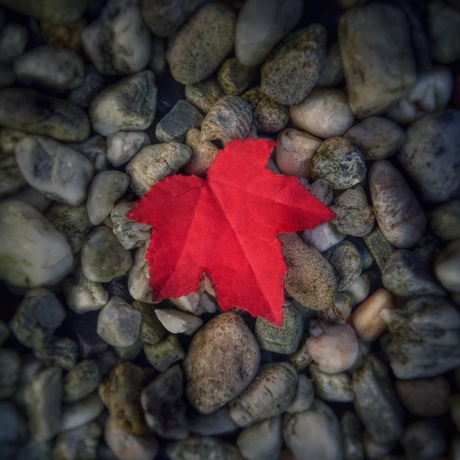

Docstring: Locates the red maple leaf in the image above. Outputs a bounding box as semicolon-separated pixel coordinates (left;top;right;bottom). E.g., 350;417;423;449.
127;138;335;325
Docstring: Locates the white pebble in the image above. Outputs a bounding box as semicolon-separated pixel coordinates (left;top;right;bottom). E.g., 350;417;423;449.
106;131;150;167
155;309;203;336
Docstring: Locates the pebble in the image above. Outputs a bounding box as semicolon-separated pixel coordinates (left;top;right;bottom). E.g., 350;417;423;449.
352;354;404;445
386;66;453;124
63;360;101;403
132;300;165;345
185;77;225;113
184;311;260;414
307;320;359;374
53;422;101;460
0;22;28;62
144;334;185;372
301;222;346;253
34;336;79;370
141;364;188;440
14;45;85;90
338;3;416;117
155;99;203;143
229;362;297;427
430;198;460;240
316;43;343;88
0;88;90;141
218;57;256;96
280;233;337;310
309;363;354;403
395;376;451;417
283;399;342;460
126;142;192;196
81;226;133;283
155;308;203;335
167;3;236;85
435;239;460;293
288;333;312;371
363;226;394;270
369;160;426;248
71;312;108;360
275;128;321;178
381;296;460;378
0;348;20;398
237;416;282;460
68;66;106;109
104;416;159;460
344;116;406;160
113;335;144;361
166;435;244;460
184;127;219;176
15;135;93;206
69;134;109;173
318;291;353;324
86;171;129;225
0;401;27;459
311;137;366;190
340;411;364;460
99;361;153;435
382;249;446;297
128;243;152;303
89;70;157;136
290;89;354;139
106;131;150;167
82;0;150;75
200;95;253;143
0;149;27;198
242;86;289;133
61;392;105;431
402;420;446;459
428;0;460;63
352;288;395;341
97;296;141;347
285;373;315;413
401;109;460;203
324;240;362;291
261;24;327;106
255;301;303;354
25;366;62;442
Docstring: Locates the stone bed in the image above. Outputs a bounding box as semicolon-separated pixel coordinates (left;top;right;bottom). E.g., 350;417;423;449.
0;0;460;459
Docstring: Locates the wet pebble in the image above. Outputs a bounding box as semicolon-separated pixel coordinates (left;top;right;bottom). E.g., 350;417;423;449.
309;363;354;403
430;198;460;240
229;362;298;427
311;137;366;190
63;359;101;403
126;142;192;196
53;422;101;460
338;3;416;117
167;3;236;85
86;170;129;225
434;238;460;293
184;127;219;176
144;334;185;372
106;131;150;167
141;364;188;440
155;99;203;143
398;109;460;203
184;311;260;414
290;89;354;139
324;240;362;291
14;45;85;90
82;0;150;75
185;77;225;113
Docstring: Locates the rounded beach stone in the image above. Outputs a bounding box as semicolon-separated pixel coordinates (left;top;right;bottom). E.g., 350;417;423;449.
14;45;85;90
86;170;130;225
275;128;321;178
0;201;73;288
144;335;185;372
218;57;256;96
126;142;192;196
261;24;327;106
81;226;132;283
183;311;260;414
229;362;298;427
106;131;150;167
235;0;303;67
63;360;101;403
290;89;354;138
280;233;337;310
82;0;150;75
89;70;157;136
0;88;90;142
430;198;460;240
184;128;219;176
369;160;426;248
311;137;366;191
344;115;406;160
434;239;460;293
167;3;236;85
185;78;225;113
15;136;93;206
155;308;203;336
242;86;289;133
324;241;362;291
397;109;460;203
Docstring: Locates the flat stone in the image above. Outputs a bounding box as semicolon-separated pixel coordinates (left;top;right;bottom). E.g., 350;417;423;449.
106;131;150;167
167;3;236;85
0;88;90;142
63;360;101;403
82;0;150;75
15;135;93;206
89;70;157;136
184;311;260;414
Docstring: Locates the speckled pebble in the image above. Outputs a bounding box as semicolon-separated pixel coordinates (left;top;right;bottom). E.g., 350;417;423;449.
185;77;225;113
63;360;101;403
324;240;362;291
184;128;219;176
144;335;185;372
218;57;256;96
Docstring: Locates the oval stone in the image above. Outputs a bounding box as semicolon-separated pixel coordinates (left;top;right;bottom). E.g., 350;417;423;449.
183;312;260;414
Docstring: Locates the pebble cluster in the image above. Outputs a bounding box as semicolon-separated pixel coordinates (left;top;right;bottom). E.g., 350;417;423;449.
0;0;460;459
